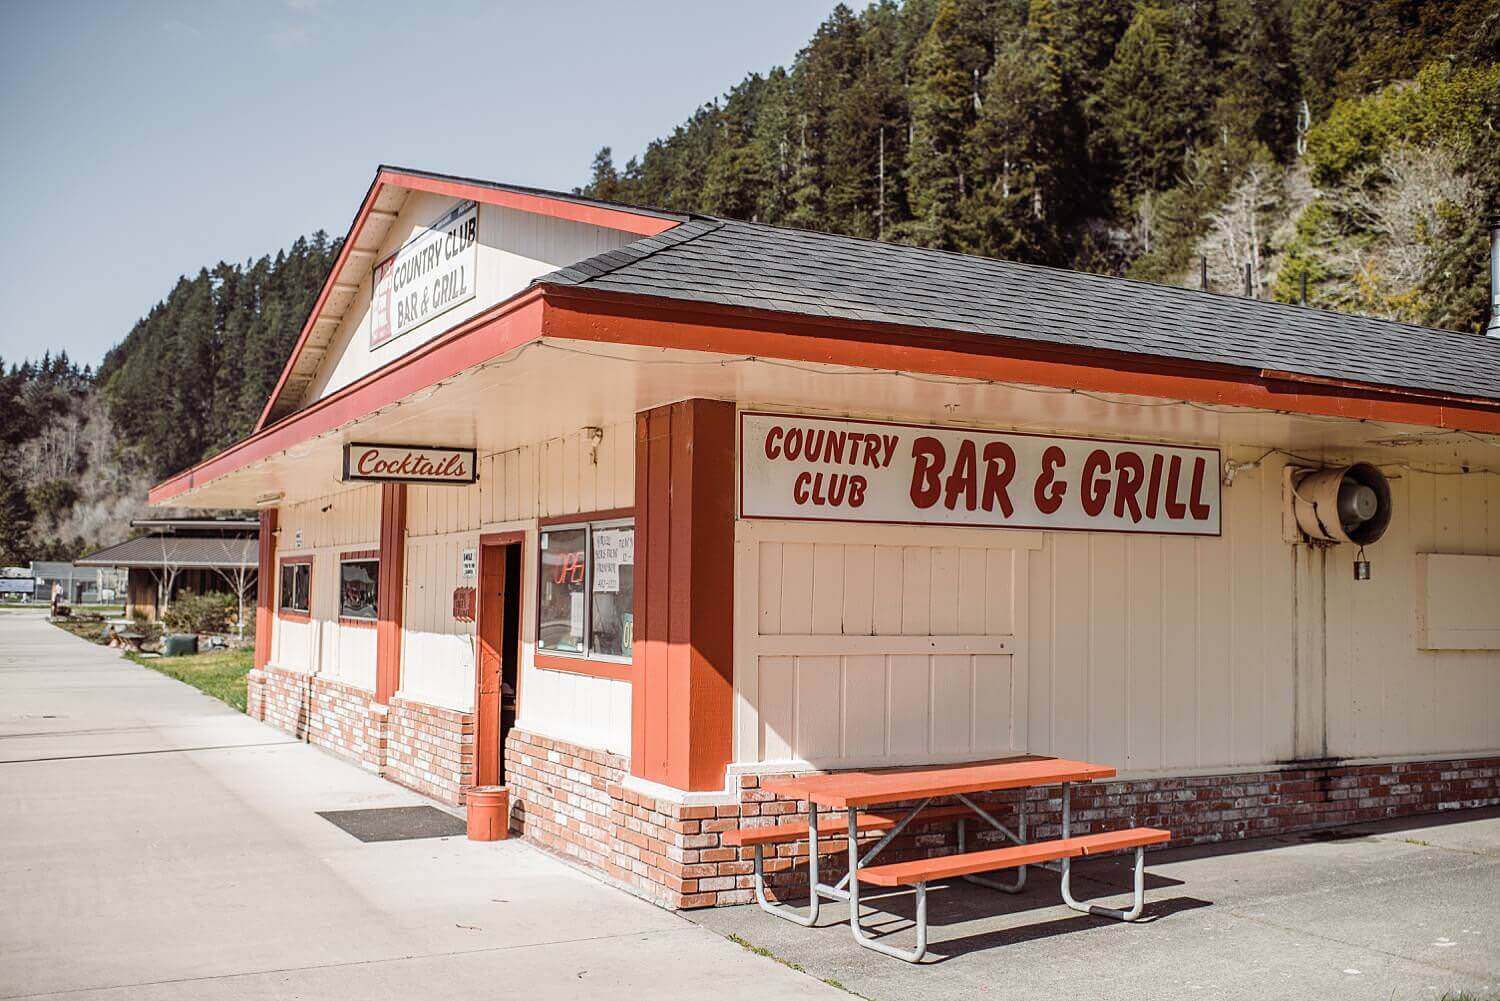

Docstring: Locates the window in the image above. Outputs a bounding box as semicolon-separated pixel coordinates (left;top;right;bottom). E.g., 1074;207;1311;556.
339;559;379;620
538;519;634;662
279;561;311;614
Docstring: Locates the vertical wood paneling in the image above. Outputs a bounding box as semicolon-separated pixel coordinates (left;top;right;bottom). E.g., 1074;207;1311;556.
741;523;1026;768
1090;535;1128;765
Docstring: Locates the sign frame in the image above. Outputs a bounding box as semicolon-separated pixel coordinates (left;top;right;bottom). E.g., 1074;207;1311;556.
342;442;479;486
369;199;480;350
739;410;1222;538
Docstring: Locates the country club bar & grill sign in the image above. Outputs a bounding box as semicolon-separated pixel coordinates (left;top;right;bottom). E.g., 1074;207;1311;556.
740;412;1221;535
342;443;477;485
370;200;479;348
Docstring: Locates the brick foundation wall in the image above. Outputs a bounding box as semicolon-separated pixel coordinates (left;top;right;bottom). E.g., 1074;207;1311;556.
247;666;471;805
385;698;475;805
504;727;1500;910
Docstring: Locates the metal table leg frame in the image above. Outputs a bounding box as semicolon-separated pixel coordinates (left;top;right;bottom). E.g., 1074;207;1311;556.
846;811;928;962
1057;781;1148;921
819;797;933;901
752;803;820;926
956;793;1027;893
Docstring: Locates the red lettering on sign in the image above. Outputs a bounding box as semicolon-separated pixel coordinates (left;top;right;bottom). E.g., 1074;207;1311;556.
944;440;978;511
1081;449;1112;517
765;426;785;460
1188;457;1213;521
1034;446;1067;514
910;437;944;509
1145;454;1164;519
981;441;1016;517
1113;451;1145;523
1164;456;1188;519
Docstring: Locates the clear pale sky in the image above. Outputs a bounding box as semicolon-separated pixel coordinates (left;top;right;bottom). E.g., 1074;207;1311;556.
0;0;839;368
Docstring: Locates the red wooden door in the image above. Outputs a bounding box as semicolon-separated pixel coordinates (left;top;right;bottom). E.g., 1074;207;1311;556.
473;543;507;788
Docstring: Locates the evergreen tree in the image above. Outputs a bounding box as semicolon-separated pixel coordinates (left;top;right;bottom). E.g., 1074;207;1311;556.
898;0;976;249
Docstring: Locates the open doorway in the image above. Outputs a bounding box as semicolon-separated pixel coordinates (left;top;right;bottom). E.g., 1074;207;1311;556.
474;537;522;787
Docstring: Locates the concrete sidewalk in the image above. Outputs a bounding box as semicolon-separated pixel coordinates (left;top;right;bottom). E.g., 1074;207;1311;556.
694;793;1500;1000
0;611;841;1001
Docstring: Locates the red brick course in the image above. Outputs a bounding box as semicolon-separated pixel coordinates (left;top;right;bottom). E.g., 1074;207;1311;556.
504;727;1500;910
246;671;1500;910
385;698;475;804
247;666;473;805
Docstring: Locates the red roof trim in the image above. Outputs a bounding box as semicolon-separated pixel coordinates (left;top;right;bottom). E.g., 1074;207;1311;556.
537;286;1500;434
153;283;1500;507
254;168;681;433
151;288;546;504
378;169;679;237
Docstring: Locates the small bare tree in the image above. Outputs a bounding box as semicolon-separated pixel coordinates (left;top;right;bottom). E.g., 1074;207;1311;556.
153;536;183;622
1334;144;1478;321
1201;161;1282;298
209;538;257;640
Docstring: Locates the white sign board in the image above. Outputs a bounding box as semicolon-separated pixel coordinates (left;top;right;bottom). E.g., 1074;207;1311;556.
370;200;479;349
592;527;633;593
461;548;477;579
740;412;1221;536
342;443;478;484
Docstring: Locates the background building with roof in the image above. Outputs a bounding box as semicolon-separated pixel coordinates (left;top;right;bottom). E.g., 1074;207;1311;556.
27;562;125;605
143;167;1500;911
75;518;259;621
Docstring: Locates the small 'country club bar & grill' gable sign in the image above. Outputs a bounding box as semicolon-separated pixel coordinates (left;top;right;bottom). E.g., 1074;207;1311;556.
342;443;478;485
740;412;1221;536
370;200;479;349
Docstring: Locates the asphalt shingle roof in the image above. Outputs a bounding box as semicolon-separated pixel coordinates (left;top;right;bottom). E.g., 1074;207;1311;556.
75;536;257;570
536;217;1500;402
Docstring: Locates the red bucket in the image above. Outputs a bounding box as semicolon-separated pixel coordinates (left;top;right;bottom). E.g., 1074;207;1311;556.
466;785;510;841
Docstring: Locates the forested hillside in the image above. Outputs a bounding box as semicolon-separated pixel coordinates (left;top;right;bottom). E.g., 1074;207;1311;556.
582;0;1498;334
4;0;1497;565
0;234;339;564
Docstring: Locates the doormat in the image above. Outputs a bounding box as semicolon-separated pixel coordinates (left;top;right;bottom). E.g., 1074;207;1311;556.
317;806;467;843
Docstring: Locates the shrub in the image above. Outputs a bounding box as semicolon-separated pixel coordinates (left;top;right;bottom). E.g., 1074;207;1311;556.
162;592;237;635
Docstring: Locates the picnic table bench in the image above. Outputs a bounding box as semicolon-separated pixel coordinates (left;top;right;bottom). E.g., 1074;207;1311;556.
725;756;1170;962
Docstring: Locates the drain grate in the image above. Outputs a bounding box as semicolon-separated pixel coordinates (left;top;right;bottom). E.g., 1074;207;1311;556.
317;806;467;843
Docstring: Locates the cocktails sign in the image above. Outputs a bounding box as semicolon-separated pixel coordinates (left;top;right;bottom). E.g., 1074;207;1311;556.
342;443;478;485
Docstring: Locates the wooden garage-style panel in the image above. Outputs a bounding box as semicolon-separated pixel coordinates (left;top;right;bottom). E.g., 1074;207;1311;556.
733;520;1040;771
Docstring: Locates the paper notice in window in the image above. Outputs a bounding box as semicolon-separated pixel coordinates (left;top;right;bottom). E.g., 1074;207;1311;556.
593;528;627;593
570;592;584;638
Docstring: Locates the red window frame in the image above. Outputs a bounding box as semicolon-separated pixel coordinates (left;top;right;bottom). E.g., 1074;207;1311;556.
337;549;379;628
277;554;313;622
534;508;634;682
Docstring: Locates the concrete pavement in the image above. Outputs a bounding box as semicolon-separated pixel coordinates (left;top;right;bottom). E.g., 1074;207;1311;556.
0;610;841;1001
695;792;1500;1000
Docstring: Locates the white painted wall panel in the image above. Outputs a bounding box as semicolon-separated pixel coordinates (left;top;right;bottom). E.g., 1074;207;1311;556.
737;521;1034;769
305;196;641;405
737;455;1500;777
270;485;381;686
1323;469;1500;759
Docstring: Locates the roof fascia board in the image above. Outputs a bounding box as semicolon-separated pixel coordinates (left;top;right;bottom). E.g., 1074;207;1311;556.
538;285;1500;435
154;282;1500;507
255;172;386;432
255;167;682;433
378;169;681;237
151;287;546;505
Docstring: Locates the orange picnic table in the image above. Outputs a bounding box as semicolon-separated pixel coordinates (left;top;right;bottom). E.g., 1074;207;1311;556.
724;756;1171;962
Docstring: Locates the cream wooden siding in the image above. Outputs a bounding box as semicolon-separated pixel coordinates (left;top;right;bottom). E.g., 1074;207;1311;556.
270;485;381;691
734;521;1039;769
735;458;1500;776
503;422;633;754
1324;468;1500;759
388;421;634;754
1024;456;1295;772
303;194;641;405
